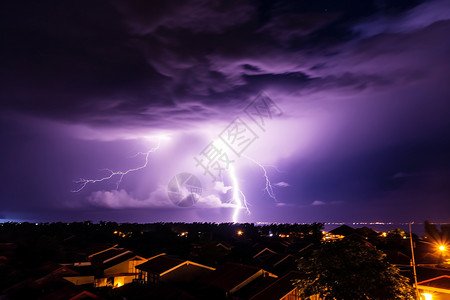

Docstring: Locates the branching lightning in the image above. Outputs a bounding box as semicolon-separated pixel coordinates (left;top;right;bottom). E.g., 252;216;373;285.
72;139;161;192
229;165;250;223
226;156;280;223
71;134;278;225
243;155;277;202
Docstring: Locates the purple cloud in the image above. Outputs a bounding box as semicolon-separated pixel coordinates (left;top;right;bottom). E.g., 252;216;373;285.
1;0;450;223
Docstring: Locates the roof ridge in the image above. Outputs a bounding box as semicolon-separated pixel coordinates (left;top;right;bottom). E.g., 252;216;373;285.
418;275;450;284
103;250;133;264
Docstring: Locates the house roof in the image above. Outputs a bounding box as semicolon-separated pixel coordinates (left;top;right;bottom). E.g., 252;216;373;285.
89;247;129;263
135;255;185;275
216;242;232;251
117;282;197;299
416;266;450;282
253;247;278;259
89;246;143;270
273;254;296;268
64;264;98;277
418;275;450;290
200;262;263;292
87;244;119;257
35;266;81;283
232;274;278;299
329;225;356;236
34;262;67;277
250;271;301;300
38;285;102;300
103;252;141;270
4;273;72;298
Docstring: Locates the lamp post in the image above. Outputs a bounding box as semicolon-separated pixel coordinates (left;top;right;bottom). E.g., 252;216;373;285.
409;222;420;299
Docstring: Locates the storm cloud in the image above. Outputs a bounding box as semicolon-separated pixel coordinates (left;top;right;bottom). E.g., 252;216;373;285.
1;0;449;223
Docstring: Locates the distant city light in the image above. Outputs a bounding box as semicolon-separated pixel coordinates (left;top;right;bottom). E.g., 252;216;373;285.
237;230;243;236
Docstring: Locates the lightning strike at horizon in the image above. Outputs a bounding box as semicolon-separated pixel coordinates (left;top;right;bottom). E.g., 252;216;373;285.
72;139;161;192
229;165;250;223
243;155;277;202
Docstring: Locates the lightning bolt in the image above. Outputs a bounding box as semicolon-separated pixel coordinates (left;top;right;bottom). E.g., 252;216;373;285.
243;155;277;202
72;138;161;192
229;165;250;223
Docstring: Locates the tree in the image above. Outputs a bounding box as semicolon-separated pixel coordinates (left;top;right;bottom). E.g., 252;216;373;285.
424;220;450;242
294;239;416;299
387;228;406;239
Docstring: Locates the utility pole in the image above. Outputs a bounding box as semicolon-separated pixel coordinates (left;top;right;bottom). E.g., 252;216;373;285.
409;222;420;299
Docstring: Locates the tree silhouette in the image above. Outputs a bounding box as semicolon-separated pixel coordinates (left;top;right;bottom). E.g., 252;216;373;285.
294;239;416;299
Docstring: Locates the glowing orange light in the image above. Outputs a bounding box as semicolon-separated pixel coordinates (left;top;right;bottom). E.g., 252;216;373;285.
439;245;446;251
422;293;432;300
237;230;243;236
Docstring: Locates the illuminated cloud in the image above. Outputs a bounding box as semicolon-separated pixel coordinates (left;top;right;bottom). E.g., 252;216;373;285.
213;181;233;194
274;181;290;187
196;194;237;209
88;187;237;210
88;188;172;209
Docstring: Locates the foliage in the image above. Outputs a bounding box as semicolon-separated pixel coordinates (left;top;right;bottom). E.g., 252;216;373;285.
294;239;416;300
387;228;406;239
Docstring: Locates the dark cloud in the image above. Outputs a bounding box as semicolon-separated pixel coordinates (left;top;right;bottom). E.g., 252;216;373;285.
115;0;256;34
0;0;415;125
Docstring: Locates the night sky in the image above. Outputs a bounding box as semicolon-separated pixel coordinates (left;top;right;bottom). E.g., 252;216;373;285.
1;0;449;224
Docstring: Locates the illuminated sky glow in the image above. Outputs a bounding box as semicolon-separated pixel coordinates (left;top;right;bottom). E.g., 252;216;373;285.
1;0;450;223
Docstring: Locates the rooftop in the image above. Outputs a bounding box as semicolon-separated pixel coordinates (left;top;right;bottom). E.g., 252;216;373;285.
200;262;264;292
136;255;184;275
250;271;302;300
418;275;450;290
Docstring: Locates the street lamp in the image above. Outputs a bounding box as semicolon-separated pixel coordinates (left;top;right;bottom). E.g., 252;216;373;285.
439;245;446;251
